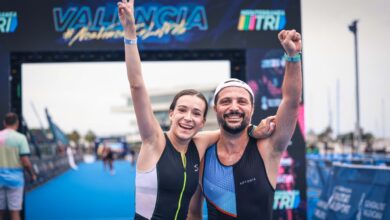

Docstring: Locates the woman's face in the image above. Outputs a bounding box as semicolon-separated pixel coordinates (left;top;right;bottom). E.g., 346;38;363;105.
169;95;206;141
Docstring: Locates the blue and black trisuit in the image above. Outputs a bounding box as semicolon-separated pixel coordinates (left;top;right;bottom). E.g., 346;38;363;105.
203;137;275;219
135;133;200;220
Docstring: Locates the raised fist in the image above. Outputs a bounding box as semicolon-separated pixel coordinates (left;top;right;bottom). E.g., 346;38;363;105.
118;0;136;38
278;29;302;56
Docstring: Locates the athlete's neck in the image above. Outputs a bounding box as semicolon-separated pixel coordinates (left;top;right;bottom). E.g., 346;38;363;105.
218;129;249;154
166;131;189;154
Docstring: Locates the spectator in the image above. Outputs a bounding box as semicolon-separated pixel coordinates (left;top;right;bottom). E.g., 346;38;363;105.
0;112;36;220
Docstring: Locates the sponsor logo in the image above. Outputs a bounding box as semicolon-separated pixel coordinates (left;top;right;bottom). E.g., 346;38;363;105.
328;186;352;214
261;57;285;69
53;5;208;46
273;190;300;210
0;11;18;33
280;157;293;166
277;174;294;184
239;177;256;185
238;10;285;31
194;164;199;172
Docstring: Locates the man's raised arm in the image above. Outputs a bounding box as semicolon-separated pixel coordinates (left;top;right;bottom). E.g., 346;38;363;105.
269;29;302;153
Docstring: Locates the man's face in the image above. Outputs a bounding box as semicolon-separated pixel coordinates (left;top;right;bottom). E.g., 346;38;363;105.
214;87;254;134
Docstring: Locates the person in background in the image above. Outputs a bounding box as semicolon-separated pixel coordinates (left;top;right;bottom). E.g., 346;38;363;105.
129;149;137;167
102;142;115;175
66;146;79;170
0;112;36;220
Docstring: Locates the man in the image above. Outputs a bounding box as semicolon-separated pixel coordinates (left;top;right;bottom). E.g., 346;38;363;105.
66;146;78;170
0;112;36;220
101;142;115;175
188;29;302;219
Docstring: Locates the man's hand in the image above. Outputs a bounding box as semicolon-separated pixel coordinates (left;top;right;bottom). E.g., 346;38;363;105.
278;29;302;56
118;0;136;38
251;116;276;139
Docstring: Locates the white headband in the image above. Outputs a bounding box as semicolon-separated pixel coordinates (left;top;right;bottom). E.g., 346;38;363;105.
213;78;254;104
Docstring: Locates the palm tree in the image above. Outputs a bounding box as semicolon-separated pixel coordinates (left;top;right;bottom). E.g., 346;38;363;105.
84;130;96;154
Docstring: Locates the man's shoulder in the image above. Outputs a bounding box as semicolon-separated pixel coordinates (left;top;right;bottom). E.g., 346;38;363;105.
9;130;27;140
1;129;28;148
1;128;23;135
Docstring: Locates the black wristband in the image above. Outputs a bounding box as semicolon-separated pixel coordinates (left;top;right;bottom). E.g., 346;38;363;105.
247;124;256;138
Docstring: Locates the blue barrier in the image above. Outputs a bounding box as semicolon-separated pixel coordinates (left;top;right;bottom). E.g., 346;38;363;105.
26;154;83;191
309;160;390;220
306;157;333;218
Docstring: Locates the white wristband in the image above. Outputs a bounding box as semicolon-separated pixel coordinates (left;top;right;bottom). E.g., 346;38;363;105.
124;37;137;45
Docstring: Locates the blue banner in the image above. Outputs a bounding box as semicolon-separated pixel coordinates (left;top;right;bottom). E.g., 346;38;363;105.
312;163;390;220
0;0;301;51
306;155;333;219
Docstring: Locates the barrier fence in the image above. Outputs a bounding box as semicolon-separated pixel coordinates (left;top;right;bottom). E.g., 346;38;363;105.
307;154;390;220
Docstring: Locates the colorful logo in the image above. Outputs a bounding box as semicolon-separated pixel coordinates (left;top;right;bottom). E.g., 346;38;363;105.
0;11;18;33
238;10;285;31
273;190;300;210
53;5;208;47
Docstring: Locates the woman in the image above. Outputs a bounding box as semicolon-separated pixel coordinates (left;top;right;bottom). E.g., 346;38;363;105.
117;1;275;219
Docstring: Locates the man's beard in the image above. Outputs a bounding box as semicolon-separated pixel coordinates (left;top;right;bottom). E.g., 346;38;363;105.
219;110;249;134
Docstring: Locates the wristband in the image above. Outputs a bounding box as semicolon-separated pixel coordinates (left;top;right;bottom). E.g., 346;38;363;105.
283;53;301;62
247;124;257;138
124;37;137;45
